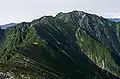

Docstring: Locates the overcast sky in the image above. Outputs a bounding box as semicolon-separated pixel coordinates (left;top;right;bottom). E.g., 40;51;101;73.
0;0;120;24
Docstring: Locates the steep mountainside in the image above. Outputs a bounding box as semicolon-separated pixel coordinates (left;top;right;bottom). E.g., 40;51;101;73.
0;11;120;79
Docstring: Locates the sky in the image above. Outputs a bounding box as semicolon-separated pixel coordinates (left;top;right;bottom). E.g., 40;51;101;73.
0;0;120;24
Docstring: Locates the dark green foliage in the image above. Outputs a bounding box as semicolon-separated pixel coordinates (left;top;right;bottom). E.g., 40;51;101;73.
0;11;120;79
76;28;120;77
116;22;120;40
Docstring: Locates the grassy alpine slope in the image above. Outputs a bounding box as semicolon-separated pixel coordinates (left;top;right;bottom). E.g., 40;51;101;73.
0;11;120;79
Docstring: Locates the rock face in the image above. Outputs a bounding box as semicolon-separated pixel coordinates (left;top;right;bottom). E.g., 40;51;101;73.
0;11;120;79
0;71;16;79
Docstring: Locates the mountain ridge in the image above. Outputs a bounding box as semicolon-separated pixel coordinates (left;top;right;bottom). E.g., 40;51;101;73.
107;18;120;22
0;23;16;29
0;10;120;79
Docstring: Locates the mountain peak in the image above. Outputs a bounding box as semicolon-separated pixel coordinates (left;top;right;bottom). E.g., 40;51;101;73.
0;10;120;78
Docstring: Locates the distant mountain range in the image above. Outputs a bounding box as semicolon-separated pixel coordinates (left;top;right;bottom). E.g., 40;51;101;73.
107;18;120;22
0;23;16;29
0;11;120;78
